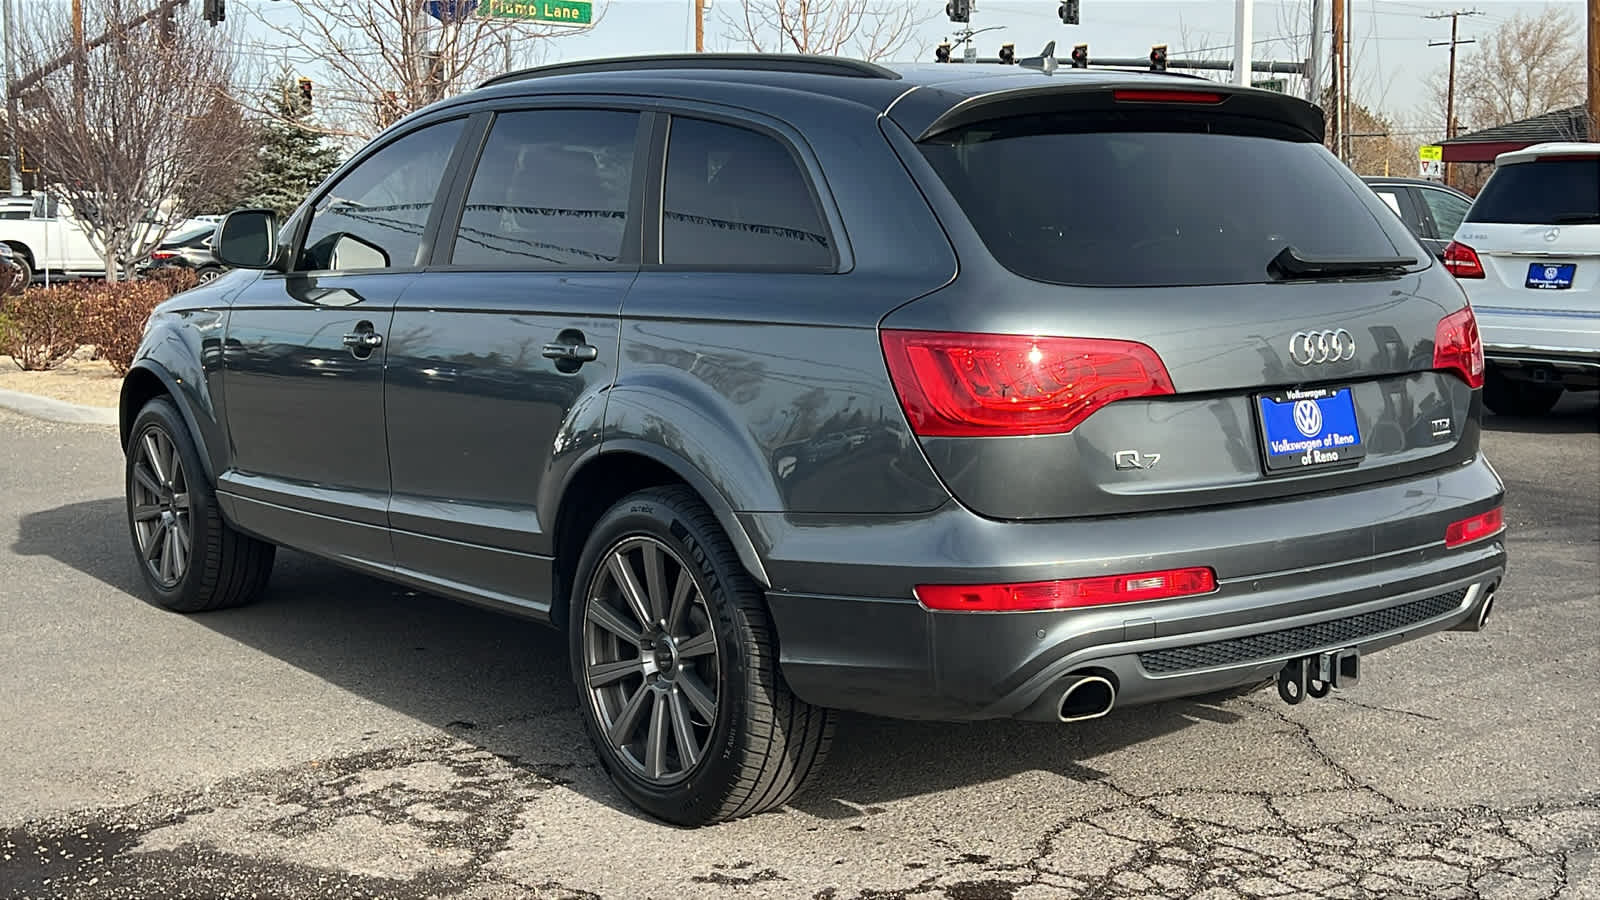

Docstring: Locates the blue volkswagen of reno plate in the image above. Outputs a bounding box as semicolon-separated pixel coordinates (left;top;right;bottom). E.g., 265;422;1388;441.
1525;263;1575;290
1257;386;1367;472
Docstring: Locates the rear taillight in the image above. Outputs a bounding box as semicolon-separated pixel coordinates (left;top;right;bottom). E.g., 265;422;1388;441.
150;251;178;261
1445;507;1504;548
1433;306;1485;389
916;567;1218;612
1112;89;1225;104
881;330;1175;437
1442;241;1485;279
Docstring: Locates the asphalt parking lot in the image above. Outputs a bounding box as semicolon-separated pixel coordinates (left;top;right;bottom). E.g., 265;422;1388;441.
1;397;1596;900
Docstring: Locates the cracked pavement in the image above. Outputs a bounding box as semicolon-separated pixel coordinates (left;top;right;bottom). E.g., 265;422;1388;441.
2;398;1596;899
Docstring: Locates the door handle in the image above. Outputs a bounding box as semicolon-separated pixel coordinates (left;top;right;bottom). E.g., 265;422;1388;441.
541;341;599;362
342;331;383;350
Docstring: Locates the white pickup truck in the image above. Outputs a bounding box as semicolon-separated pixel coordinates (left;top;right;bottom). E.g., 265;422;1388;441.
0;194;107;282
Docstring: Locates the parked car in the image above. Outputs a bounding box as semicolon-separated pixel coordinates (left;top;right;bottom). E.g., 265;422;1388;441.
136;223;227;284
1362;176;1474;261
0;193;110;283
1443;142;1600;416
0;242;25;298
119;54;1507;826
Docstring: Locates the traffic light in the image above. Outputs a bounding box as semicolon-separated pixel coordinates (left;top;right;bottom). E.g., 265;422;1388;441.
998;43;1016;64
1070;43;1089;68
945;0;970;24
201;0;225;25
297;77;313;111
1149;44;1167;72
1058;0;1080;25
935;41;953;63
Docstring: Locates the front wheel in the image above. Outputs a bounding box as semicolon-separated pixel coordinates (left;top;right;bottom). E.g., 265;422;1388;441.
569;486;834;826
125;398;275;612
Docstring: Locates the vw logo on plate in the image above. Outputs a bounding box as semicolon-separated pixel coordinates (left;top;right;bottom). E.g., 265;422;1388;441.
1293;399;1323;437
1545;266;1560;280
1289;329;1357;365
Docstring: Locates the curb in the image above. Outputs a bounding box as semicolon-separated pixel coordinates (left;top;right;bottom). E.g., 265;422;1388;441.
0;387;118;426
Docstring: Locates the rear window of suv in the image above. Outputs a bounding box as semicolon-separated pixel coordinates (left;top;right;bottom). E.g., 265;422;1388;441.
919;116;1415;287
1465;158;1600;225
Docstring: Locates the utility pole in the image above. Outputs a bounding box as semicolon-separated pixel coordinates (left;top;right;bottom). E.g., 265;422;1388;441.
1428;10;1480;187
1232;0;1253;86
2;0;20;195
71;0;86;105
1331;0;1344;162
694;0;705;52
1305;0;1324;103
1588;0;1597;141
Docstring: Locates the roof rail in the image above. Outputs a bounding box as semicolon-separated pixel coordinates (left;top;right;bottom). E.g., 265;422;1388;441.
480;53;901;89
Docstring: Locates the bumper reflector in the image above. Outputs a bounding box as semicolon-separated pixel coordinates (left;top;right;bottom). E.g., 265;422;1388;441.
916;566;1217;612
1445;506;1504;548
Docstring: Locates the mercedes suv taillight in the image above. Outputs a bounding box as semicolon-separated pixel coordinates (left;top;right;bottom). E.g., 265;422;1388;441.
1433;306;1485;389
881;330;1175;437
1443;241;1485;279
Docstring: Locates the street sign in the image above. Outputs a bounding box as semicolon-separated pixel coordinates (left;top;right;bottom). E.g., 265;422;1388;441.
423;0;478;22
1419;144;1443;180
480;0;593;24
1251;78;1286;93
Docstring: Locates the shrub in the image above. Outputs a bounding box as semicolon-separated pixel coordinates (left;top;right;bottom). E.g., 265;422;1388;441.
0;286;86;371
79;279;186;376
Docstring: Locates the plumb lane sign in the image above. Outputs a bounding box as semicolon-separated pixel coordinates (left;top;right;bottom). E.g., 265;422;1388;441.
482;0;593;23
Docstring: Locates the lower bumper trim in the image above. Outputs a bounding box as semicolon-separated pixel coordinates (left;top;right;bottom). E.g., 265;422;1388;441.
1138;587;1467;675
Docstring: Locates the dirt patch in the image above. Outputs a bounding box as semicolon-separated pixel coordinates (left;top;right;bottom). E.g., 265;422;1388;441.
0;350;121;409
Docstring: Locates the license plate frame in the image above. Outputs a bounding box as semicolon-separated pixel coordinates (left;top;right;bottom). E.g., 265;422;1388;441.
1525;262;1576;290
1255;386;1366;474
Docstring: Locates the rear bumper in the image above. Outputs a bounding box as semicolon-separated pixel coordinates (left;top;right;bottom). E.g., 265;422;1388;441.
756;455;1507;721
1473;304;1600;390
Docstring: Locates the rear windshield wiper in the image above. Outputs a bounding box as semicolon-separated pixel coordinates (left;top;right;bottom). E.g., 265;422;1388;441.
1269;245;1417;280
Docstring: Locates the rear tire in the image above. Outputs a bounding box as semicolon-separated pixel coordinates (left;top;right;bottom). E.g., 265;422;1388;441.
1483;367;1563;417
125;398;275;612
569;486;834;826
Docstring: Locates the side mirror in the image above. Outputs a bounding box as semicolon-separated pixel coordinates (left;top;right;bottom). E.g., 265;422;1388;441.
215;209;282;270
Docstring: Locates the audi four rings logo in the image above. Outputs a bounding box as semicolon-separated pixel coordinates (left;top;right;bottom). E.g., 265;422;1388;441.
1289;329;1357;365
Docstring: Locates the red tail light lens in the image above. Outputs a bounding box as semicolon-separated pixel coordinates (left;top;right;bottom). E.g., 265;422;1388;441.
916;567;1218;612
1442;241;1485;279
1112;89;1225;104
881;330;1175;437
1445;507;1504;548
1433;306;1485;389
150;251;178;260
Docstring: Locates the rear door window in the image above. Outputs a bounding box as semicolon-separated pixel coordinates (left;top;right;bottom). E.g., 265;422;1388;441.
451;109;641;268
660;117;834;270
919;118;1416;287
1418;187;1470;238
1465;159;1600;225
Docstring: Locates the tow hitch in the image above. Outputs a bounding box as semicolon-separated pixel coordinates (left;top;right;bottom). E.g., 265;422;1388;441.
1277;648;1360;705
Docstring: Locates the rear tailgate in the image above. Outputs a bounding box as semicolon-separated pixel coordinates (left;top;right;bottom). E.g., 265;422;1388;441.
880;80;1483;520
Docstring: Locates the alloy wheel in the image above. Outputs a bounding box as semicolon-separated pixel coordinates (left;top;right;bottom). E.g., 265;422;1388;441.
582;535;720;784
130;425;192;589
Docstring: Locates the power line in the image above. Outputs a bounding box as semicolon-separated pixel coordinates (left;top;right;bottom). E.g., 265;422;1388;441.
1426;8;1482;186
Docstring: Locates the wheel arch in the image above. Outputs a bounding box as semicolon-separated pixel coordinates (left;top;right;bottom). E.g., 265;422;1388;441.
549;442;771;632
3;240;34;267
120;360;220;485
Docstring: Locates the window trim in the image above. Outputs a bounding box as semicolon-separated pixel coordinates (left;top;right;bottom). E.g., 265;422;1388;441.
426;103;653;273
279;113;478;278
647;109;843;274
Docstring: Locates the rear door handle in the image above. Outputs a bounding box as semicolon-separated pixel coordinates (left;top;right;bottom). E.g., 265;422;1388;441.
342;331;384;350
541;341;599;362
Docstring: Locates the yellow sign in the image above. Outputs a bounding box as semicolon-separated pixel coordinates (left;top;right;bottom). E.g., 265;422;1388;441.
1418;145;1443;162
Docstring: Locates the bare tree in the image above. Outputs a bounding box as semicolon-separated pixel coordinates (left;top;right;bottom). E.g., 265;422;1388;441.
1429;7;1584;134
241;1;600;140
721;0;930;60
11;0;254;280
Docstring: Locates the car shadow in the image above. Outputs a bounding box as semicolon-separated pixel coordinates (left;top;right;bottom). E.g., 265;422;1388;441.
15;497;1241;823
1482;392;1599;435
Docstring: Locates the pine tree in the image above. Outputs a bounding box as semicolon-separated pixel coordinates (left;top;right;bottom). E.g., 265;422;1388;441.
242;75;345;217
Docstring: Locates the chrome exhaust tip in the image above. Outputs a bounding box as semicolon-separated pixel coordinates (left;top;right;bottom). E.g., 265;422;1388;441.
1451;583;1497;632
1057;675;1116;722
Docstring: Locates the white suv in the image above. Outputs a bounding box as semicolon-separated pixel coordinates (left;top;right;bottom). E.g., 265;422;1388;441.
1446;142;1599;416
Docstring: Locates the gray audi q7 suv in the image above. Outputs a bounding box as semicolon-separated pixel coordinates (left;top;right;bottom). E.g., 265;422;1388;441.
119;53;1507;826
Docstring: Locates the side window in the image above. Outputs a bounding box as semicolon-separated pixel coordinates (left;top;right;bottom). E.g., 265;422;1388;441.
661;117;833;270
1420;188;1470;240
1373;189;1404;218
299;118;465;272
451;109;639;268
